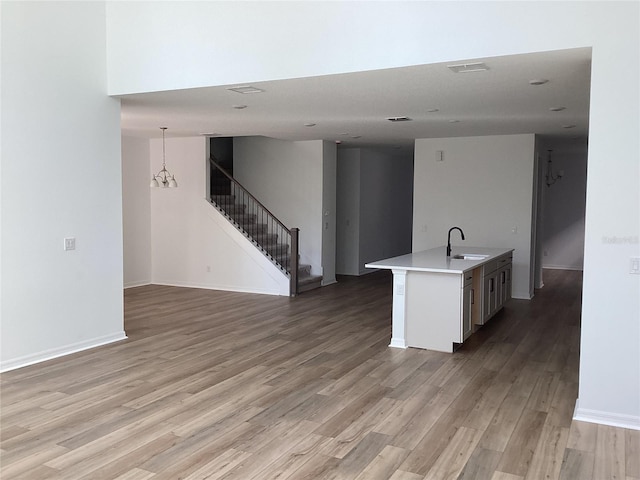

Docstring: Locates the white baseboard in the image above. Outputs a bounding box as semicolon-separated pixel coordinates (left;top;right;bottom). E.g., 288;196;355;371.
124;280;151;289
543;264;584;271
574;399;640;430
152;280;288;297
389;338;407;349
0;331;128;373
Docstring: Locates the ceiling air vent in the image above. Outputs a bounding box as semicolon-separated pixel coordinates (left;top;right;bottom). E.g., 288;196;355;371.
387;116;412;122
227;86;265;94
447;62;489;73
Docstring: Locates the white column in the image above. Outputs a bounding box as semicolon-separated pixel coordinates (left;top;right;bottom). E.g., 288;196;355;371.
389;269;408;348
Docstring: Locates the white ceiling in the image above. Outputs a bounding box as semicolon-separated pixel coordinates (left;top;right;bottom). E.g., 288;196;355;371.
118;47;591;151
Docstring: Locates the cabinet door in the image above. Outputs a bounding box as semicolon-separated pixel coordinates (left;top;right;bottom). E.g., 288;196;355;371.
504;264;512;302
482;275;490;322
462;284;473;340
498;268;506;308
483;274;497;321
497;263;512;308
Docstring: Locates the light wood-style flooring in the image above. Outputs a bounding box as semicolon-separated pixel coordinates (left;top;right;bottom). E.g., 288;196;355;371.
1;269;638;479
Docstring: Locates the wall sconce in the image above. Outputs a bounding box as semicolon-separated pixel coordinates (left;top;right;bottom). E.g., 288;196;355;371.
545;149;563;187
150;127;178;188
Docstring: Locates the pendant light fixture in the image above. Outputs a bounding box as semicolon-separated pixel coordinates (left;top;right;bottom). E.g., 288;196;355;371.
545;149;563;187
150;127;178;188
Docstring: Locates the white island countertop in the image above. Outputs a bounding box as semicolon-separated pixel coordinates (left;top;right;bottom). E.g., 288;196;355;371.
365;246;514;274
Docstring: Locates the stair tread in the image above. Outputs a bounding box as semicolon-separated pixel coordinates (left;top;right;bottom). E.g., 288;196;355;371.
299;274;323;285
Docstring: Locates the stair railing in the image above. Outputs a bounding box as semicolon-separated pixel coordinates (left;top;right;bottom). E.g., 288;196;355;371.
208;155;299;296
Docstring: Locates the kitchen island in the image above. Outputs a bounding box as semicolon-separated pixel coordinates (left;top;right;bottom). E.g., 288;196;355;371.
366;246;514;353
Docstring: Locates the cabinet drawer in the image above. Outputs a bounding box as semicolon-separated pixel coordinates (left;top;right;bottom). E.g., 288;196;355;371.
463;273;473;287
497;254;512;268
483;260;499;275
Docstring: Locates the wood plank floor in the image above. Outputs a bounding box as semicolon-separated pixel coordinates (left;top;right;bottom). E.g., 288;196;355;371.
1;269;638;479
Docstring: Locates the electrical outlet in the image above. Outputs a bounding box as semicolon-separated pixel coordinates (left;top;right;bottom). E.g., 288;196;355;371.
630;257;640;275
64;237;76;251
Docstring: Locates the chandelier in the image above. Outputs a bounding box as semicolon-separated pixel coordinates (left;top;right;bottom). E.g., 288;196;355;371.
545;149;563;187
150;127;178;188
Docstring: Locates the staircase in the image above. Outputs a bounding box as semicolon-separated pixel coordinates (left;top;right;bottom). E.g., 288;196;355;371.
211;194;322;294
296;263;324;293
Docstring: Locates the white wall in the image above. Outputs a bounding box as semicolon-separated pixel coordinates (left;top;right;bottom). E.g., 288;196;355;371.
533;137;546;290
1;2;125;371
322;142;338;285
578;13;639;427
540;142;588;270
233;137;336;283
336;150;361;275
122;136;152;287
149;137;289;296
414;135;536;300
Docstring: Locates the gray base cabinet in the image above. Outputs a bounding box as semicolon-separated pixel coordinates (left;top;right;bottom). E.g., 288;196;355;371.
478;252;513;325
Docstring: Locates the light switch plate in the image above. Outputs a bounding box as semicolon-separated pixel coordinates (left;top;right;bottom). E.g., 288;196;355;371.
630;257;640;275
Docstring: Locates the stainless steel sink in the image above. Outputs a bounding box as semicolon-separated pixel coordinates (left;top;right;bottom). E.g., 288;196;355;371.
452;254;490;260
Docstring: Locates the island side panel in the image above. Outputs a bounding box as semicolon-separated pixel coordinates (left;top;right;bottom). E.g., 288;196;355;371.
405;271;462;352
389;269;408;348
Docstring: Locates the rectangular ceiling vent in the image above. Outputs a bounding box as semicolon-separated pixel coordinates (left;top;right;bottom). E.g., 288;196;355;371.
447;62;489;73
227;86;265;94
387;116;412;122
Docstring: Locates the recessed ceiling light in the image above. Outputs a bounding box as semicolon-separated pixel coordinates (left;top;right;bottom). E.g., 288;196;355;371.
427;108;440;113
447;62;489;73
549;106;566;112
232;104;247;109
529;79;549;85
387;116;412;122
227;86;264;94
448;119;460;123
304;123;316;127
335;140;342;144
562;124;577;129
